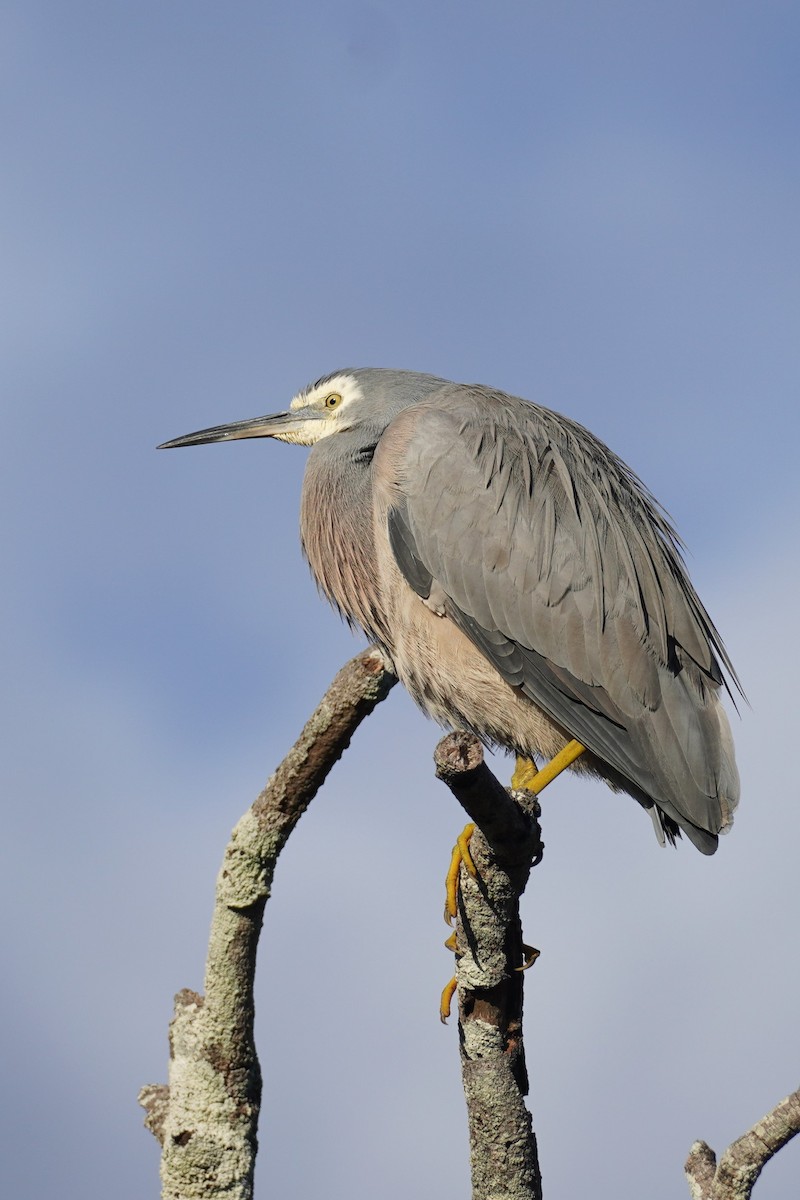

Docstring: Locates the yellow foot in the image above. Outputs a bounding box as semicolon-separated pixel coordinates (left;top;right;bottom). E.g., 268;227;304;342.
440;975;457;1023
439;743;583;1021
444;822;476;924
512;740;586;795
511;755;540;791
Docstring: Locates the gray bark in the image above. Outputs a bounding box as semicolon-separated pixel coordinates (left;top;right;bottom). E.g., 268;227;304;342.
139;649;798;1200
685;1087;800;1200
434;732;544;1200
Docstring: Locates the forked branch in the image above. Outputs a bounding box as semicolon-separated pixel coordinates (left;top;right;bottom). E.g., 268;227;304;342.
685;1087;800;1200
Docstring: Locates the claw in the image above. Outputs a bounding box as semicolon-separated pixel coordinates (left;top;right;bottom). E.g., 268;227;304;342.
517;942;541;971
440;975;457;1023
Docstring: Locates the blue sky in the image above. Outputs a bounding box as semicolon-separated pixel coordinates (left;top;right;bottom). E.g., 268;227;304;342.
2;2;799;1197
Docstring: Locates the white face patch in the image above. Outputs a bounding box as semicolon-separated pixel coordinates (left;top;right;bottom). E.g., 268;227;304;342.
280;373;366;444
289;372;364;411
269;427;323;446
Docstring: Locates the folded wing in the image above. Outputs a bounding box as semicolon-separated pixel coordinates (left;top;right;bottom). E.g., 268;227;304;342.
382;385;740;852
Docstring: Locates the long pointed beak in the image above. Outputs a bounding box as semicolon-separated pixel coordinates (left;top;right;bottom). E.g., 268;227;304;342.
158;408;323;449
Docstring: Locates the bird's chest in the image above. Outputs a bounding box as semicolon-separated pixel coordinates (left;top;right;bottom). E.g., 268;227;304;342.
299;456;388;643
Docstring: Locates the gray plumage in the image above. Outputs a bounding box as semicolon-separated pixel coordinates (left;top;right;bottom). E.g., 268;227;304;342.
160;368;741;854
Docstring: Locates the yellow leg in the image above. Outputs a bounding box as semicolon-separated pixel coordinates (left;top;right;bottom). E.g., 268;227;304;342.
445;743;584;923
512;739;586;795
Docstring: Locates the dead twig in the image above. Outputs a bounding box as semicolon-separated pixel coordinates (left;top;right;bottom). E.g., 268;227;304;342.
139;648;397;1200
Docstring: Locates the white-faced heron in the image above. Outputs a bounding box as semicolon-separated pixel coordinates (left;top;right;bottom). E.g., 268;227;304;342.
161;369;741;854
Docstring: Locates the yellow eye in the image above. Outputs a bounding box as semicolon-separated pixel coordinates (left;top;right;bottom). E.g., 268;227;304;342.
324;393;342;409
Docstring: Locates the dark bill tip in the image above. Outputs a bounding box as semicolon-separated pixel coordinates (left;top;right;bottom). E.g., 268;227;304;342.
157;428;232;450
157;411;301;450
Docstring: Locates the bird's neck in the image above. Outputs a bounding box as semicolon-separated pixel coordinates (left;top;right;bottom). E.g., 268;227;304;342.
300;438;388;645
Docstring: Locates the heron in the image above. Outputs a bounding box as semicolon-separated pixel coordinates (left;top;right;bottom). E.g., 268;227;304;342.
160;368;741;855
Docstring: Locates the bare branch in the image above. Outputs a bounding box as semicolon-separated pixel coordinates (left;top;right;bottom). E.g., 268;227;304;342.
139;648;397;1199
435;732;544;1200
685;1087;800;1200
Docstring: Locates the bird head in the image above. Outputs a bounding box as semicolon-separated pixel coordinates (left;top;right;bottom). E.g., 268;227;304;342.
158;368;450;451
